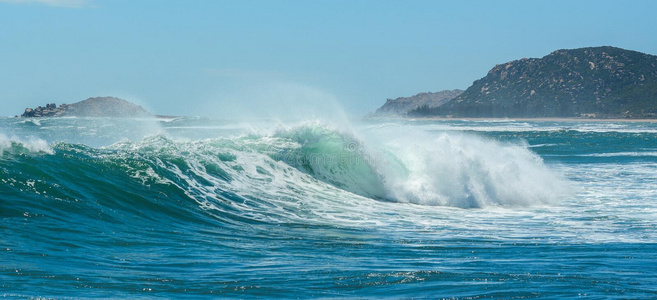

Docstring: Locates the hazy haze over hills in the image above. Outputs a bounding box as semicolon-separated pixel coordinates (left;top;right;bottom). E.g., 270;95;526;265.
373;90;464;116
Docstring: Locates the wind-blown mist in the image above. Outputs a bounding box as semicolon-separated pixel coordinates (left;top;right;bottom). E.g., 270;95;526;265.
205;76;349;123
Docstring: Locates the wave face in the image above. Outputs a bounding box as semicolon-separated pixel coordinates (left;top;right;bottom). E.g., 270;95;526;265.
2;117;657;298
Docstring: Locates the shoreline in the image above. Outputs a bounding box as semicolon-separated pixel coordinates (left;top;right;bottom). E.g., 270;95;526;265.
371;116;657;123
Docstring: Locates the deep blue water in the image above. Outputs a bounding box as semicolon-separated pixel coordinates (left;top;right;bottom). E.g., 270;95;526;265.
1;117;657;298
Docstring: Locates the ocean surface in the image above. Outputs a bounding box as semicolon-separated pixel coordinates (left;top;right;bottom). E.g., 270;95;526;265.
1;116;657;298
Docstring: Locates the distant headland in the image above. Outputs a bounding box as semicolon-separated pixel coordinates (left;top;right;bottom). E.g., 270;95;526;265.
374;46;657;119
374;89;464;116
20;97;155;118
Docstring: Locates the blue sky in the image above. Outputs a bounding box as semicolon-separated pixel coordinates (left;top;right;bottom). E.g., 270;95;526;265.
1;0;656;117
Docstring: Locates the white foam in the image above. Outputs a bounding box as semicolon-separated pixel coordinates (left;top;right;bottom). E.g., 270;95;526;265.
364;127;571;208
405;121;657;134
583;151;657;157
0;134;54;155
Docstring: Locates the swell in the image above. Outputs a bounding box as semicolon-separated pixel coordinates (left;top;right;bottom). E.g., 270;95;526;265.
0;133;356;233
0;142;210;227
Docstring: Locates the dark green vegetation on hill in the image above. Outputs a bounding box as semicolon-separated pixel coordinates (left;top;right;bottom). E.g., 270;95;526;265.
403;47;657;118
21;97;151;118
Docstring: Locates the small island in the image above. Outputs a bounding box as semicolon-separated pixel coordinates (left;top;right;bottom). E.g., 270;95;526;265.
21;97;152;118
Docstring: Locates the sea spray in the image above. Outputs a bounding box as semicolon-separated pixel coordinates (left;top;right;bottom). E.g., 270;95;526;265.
9;116;166;148
371;130;570;207
204;77;351;125
0;134;53;155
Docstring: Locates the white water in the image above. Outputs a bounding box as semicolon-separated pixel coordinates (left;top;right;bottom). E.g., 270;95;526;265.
0;134;53;155
358;125;571;207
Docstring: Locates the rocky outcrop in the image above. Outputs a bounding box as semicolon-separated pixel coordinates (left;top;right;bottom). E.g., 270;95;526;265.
21;97;151;118
409;46;657;118
21;103;70;117
374;89;463;115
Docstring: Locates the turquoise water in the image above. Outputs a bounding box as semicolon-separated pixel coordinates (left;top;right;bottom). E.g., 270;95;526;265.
1;117;657;298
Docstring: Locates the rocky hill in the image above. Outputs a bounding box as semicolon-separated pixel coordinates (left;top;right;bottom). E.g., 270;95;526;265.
409;46;657;118
21;97;152;118
374;89;463;115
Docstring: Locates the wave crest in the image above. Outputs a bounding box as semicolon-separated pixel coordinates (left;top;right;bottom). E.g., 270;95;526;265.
375;132;569;207
267;123;570;208
0;134;53;155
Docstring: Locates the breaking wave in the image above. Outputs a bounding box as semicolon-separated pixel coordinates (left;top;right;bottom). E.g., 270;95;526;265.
1;122;569;223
